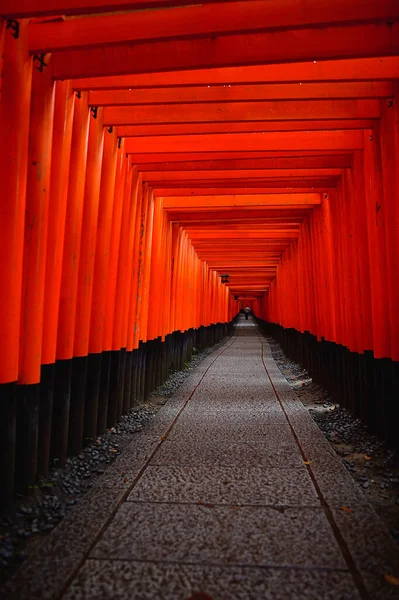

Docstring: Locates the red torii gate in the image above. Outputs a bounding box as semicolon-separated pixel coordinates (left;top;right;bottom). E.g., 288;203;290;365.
0;0;398;511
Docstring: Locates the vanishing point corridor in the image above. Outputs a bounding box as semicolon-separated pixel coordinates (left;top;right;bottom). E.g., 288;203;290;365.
3;317;398;599
1;1;399;598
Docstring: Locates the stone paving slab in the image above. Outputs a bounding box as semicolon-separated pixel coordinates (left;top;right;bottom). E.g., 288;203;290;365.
167;417;292;442
127;464;319;506
177;401;286;419
182;399;283;416
309;461;370;508
94;433;161;489
332;504;399;578
194;375;272;389
90;503;346;569
151;437;304;468
63;560;360;600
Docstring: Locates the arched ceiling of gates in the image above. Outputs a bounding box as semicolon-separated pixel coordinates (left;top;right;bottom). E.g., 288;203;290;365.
4;0;399;299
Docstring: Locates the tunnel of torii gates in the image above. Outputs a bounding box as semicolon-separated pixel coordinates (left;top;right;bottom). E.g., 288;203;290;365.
0;0;399;511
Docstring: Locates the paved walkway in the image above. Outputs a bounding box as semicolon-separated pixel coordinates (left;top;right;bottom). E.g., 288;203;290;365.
4;317;399;599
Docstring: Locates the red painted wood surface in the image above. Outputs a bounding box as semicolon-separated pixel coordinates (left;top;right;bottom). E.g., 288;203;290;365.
18;55;55;384
74;108;104;358
42;82;75;366
0;1;398;391
56;93;90;360
0;21;33;384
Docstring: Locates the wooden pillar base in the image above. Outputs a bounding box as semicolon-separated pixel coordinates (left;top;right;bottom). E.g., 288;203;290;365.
68;355;88;457
84;352;102;443
0;382;17;513
38;363;55;476
97;350;111;435
122;350;133;415
51;359;72;467
16;384;40;492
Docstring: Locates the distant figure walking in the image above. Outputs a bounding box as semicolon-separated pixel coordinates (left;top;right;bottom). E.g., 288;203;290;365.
244;306;250;320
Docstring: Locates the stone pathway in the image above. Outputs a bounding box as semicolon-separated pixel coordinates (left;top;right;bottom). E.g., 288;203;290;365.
3;317;399;599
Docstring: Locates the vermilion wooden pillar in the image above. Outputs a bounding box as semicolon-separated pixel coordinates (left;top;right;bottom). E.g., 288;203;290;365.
103;143;127;428
178;232;188;332
126;177;144;353
133;184;149;350
40;81;75;475
0;20;32;509
17;53;55;490
345;156;374;423
327;190;344;348
112;160;134;421
321;193;337;344
374;100;399;444
170;224;181;335
68;107;104;455
340;173;364;410
132;184;155;400
308;215;322;341
361;129;391;436
86;128;118;437
340;175;361;354
126;179;145;407
379;96;399;362
352;152;373;353
362;129;391;360
296;238;306;333
161;213;173;340
302;217;316;336
147;197;164;342
180;233;189;331
120;167;140;413
103;145;126;352
52;91;90;466
140;187;155;346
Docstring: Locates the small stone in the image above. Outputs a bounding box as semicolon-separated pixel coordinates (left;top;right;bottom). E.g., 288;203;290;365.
20;505;32;515
0;548;13;560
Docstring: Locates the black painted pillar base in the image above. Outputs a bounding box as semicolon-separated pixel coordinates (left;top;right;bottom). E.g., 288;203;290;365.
130;348;139;409
375;357;393;445
51;358;72;467
98;350;111;434
107;350;121;429
363;350;377;433
138;342;146;403
116;348;127;423
84;352;102;444
390;361;399;451
0;382;17;513
144;340;154;399
123;350;133;415
68;355;88;457
38;363;55;476
15;383;40;492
